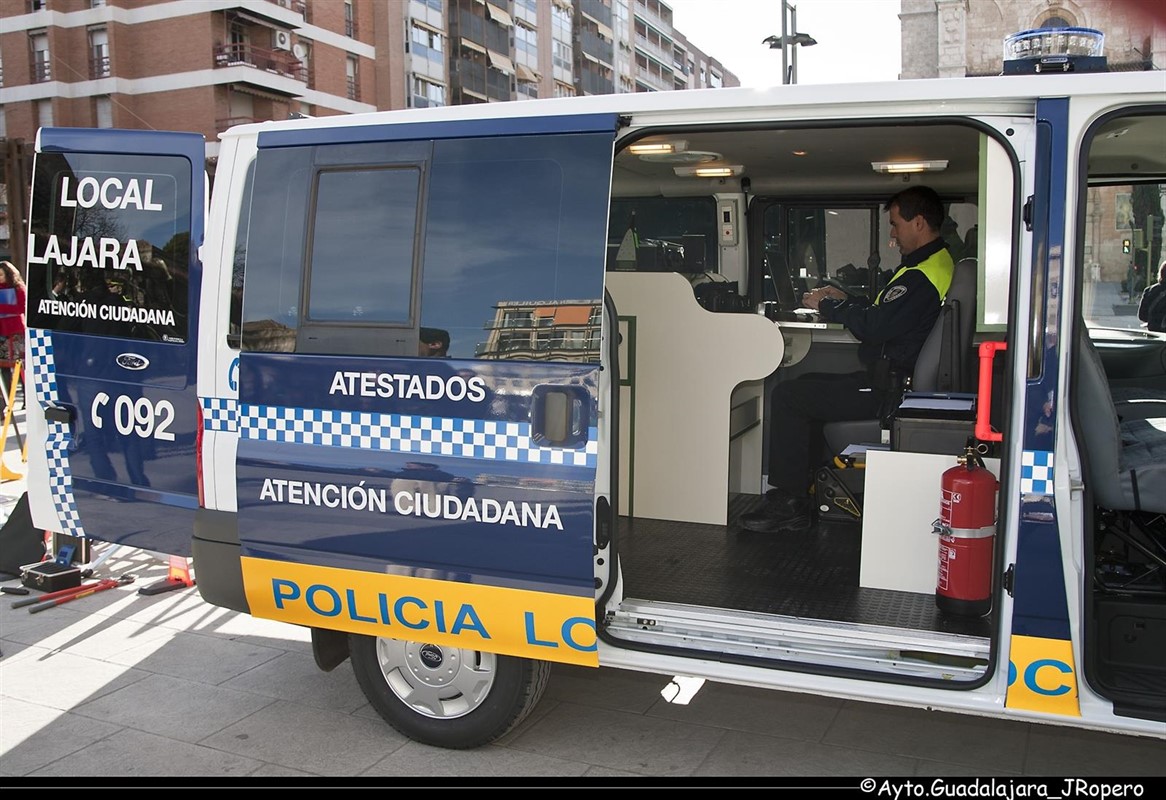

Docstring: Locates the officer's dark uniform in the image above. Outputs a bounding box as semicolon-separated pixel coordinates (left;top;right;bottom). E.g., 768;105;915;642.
766;237;954;497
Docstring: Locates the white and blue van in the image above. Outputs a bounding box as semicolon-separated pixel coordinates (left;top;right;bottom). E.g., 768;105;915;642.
24;68;1166;748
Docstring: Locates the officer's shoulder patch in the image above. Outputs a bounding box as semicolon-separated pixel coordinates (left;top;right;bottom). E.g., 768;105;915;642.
882;285;908;303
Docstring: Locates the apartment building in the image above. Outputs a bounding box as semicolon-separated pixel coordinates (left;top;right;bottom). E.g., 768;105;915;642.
0;0;738;258
0;0;737;148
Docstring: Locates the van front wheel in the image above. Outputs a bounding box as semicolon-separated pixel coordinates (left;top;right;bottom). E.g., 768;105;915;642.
349;634;551;749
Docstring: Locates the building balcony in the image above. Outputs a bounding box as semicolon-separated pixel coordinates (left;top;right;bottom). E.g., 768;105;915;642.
580;0;613;27
634;67;672;92
577;65;614;95
633;0;671;35
266;0;309;22
214;42;307;83
226;1;304;26
90;54;111;80
32;59;51;82
634;34;673;68
579;30;614;65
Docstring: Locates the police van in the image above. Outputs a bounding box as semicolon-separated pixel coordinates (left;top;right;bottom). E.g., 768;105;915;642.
23;66;1166;748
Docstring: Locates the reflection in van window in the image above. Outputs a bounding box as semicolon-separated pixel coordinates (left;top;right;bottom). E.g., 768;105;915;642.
420;132;612;362
228;159;256;343
240;148;312;352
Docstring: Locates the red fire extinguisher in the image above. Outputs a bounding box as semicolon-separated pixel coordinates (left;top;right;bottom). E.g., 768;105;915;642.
933;443;998;617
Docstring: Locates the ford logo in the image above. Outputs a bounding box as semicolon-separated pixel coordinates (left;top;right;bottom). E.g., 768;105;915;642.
116;353;149;371
418;644;444;668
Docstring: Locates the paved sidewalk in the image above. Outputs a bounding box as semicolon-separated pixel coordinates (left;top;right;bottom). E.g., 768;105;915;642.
2;546;1164;782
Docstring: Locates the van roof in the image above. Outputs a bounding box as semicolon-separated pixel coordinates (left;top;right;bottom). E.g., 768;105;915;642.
220;70;1162;141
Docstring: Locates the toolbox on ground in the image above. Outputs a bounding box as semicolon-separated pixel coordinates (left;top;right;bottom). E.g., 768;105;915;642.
20;545;82;592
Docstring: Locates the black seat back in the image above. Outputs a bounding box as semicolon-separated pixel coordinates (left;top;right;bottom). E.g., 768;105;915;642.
912;257;978;393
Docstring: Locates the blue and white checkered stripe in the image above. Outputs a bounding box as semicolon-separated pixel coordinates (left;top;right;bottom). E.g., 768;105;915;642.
200;396;238;432
1020;449;1054;495
239;404;598;468
27;330;86;537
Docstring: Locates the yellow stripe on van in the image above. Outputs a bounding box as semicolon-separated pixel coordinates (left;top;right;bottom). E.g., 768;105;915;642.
1006;634;1080;717
241;556;599;667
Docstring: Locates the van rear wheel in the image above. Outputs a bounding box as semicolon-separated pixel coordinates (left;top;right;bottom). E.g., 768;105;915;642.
349;634;551;749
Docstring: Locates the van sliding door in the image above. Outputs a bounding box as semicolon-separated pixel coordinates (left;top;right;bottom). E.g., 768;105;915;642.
235;114;618;667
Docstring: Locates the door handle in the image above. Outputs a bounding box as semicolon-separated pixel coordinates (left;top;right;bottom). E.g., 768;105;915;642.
45;404;75;425
530;384;590;448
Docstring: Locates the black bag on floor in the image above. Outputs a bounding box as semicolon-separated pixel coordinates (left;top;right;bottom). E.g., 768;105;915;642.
0;493;44;578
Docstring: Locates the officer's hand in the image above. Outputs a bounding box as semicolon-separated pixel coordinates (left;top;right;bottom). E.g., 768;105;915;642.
802;286;846;310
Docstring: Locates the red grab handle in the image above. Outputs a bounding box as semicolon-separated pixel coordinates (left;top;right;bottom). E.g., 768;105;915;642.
976;341;1007;443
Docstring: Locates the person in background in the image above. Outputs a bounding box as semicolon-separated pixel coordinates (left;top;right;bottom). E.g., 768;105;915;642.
0;261;27;411
419;327;451;357
1138;260;1166;334
50;269;78;301
740;186;954;533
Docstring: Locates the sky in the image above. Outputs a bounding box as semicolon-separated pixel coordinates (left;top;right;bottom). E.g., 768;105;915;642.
665;0;902;88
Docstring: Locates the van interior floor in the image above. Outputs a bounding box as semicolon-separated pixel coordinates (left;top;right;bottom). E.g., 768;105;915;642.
616;494;991;639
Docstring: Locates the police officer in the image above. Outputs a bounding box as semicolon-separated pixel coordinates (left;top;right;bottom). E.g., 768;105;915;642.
741;185;954;533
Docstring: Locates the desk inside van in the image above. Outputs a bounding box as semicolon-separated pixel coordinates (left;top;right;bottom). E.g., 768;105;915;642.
774;318;856;368
606;272;784;525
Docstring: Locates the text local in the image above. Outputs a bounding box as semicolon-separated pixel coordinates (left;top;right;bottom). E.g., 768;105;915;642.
59;176;164;212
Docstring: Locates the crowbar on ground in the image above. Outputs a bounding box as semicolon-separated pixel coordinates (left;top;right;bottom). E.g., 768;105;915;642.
9;580;105;609
23;574;135;614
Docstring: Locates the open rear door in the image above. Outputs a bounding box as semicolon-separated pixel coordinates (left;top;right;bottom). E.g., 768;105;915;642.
25;128;205;556
232;114;617;666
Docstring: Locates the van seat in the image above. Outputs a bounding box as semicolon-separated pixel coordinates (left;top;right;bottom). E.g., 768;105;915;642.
1076;329;1166;514
1110;386;1166;423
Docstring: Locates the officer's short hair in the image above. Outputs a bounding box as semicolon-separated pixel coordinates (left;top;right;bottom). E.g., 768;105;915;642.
885;186;944;232
420;327;450;354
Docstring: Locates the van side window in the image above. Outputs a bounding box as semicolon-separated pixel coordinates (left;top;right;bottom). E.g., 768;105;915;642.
240;147;313;353
420;132;611;361
306;166;419;324
228;159;255;344
26;151;192;343
240;140;428;355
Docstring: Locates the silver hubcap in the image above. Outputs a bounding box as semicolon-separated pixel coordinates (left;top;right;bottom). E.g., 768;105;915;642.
374;637;497;720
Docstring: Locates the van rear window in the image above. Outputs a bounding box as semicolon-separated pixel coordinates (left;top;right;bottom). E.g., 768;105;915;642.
26;152;192;343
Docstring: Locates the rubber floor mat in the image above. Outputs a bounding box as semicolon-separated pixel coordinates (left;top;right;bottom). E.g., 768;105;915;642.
615;494;990;637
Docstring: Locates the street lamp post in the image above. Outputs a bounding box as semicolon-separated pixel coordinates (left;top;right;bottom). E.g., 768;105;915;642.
761;1;817;84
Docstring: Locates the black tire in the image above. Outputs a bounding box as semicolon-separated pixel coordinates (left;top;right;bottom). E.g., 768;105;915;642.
349;634;551;749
